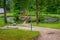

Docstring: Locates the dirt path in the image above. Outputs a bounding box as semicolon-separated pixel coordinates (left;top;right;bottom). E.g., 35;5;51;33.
18;26;60;40
34;27;60;40
0;26;60;40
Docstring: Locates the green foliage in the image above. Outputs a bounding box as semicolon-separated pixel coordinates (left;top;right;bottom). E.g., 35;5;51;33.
0;0;10;12
13;10;20;22
12;0;29;12
38;15;45;22
0;0;60;14
38;0;60;14
0;0;4;8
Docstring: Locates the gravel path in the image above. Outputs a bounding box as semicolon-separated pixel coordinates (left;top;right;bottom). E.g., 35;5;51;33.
0;26;60;40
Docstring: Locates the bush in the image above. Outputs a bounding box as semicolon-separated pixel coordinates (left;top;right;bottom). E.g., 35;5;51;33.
13;10;20;22
38;15;46;22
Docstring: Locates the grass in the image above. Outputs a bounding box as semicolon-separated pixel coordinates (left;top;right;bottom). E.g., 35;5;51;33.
0;13;13;17
17;22;60;29
0;19;5;27
32;23;60;29
0;29;39;40
0;19;13;27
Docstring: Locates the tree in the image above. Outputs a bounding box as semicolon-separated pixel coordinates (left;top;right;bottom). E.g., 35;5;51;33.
4;0;7;24
0;0;4;8
36;0;39;24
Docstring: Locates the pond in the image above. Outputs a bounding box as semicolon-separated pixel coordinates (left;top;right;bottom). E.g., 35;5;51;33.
0;17;15;23
41;16;59;23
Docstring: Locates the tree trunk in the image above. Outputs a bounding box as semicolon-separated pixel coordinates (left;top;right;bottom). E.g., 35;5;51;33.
36;0;39;24
4;0;7;24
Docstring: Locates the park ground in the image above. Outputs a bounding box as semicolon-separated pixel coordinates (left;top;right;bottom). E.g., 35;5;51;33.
0;13;60;40
0;26;60;40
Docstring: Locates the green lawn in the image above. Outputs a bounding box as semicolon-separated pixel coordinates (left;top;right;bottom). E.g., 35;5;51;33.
32;23;60;29
0;19;5;26
0;29;39;40
0;19;12;27
0;13;13;17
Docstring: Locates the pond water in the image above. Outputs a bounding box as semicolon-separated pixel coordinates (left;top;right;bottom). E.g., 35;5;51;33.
0;17;15;23
42;16;59;23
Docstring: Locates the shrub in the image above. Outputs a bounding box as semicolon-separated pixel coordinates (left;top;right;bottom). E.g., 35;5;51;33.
38;15;46;22
13;10;20;22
